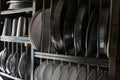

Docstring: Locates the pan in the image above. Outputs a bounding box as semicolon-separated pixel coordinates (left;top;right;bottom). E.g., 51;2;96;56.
51;0;68;53
74;6;88;56
63;0;78;54
98;7;109;58
85;9;98;57
7;0;32;10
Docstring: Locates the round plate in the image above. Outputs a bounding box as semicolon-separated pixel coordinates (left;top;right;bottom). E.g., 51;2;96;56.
87;69;97;80
50;64;63;80
29;9;51;52
76;67;87;80
74;6;88;56
58;64;70;80
34;66;39;80
66;66;78;80
85;9;98;57
98;8;109;58
43;61;58;80
37;60;48;80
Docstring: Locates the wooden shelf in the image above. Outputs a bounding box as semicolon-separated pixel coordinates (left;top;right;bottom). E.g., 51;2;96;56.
0;72;22;80
35;52;109;68
0;36;30;43
0;7;32;15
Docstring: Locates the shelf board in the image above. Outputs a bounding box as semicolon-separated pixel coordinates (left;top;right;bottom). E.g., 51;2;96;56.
0;72;22;80
0;36;30;43
0;7;33;15
35;52;109;68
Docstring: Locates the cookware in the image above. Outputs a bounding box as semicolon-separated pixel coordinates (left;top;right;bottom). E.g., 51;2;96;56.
51;0;67;53
98;7;109;58
85;9;98;57
63;0;78;54
66;66;78;80
76;67;87;80
74;6;88;56
7;0;32;10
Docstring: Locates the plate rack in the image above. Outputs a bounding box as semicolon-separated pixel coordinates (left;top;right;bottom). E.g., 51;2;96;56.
0;0;120;80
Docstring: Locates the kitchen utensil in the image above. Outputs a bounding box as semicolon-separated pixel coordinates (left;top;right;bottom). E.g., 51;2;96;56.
7;0;32;10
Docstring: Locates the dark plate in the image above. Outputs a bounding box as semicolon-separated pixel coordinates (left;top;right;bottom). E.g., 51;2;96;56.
98;7;109;58
74;6;88;56
51;0;68;53
63;0;78;54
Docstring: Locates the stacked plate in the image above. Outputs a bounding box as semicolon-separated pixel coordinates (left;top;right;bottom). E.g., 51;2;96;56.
34;60;108;80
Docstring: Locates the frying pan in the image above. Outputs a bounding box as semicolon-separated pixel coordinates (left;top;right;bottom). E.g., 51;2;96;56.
85;9;98;57
74;6;88;56
98;7;109;58
5;18;18;74
51;0;68;53
63;0;78;54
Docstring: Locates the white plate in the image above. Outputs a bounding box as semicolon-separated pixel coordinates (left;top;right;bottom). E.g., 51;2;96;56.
37;61;48;80
98;72;108;80
58;64;70;80
67;66;78;80
76;66;87;80
50;64;63;80
43;61;59;80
